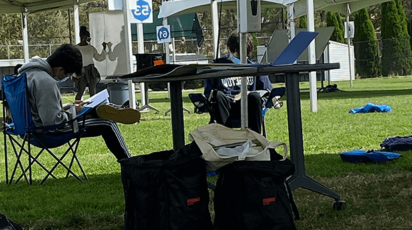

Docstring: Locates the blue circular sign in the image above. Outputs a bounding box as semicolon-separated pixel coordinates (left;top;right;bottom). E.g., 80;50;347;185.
131;0;152;21
158;27;170;41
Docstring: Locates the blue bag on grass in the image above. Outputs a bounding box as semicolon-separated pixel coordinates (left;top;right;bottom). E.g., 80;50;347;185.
349;102;391;114
340;149;401;163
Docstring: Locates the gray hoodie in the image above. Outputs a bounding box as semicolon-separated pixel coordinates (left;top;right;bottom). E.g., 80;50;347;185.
18;57;69;127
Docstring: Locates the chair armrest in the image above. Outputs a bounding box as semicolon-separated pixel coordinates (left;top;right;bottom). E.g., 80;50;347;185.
264;87;286;109
188;93;210;114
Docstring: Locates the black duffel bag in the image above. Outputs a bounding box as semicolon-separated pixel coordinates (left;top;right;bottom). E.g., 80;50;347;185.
119;142;213;230
214;149;299;230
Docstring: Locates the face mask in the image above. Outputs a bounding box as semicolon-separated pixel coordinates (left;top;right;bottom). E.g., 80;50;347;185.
231;54;241;64
53;67;71;83
53;76;70;83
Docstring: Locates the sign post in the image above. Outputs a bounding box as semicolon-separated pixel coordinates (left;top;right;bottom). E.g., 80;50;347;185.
128;0;153;23
156;25;171;44
127;0;153;110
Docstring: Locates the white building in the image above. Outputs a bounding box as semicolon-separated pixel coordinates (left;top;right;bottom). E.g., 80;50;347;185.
324;41;355;82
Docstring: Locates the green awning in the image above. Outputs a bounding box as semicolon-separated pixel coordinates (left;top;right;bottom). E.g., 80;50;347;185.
131;11;204;47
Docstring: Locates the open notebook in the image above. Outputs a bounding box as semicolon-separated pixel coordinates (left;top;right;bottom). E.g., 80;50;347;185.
77;89;109;117
271;31;319;66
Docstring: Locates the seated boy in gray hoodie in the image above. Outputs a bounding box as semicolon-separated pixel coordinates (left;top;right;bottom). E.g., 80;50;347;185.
18;44;140;160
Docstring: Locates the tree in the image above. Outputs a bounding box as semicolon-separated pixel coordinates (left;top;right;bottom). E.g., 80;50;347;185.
353;8;381;78
408;19;412;48
381;0;412;76
326;12;344;43
0;14;22;59
298;15;307;28
336;13;346;43
261;8;285;36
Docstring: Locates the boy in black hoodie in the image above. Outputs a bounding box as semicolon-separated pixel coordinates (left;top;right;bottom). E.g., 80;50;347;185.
204;32;273;133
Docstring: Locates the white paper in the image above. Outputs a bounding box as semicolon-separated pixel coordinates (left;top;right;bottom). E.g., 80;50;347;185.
77;89;109;116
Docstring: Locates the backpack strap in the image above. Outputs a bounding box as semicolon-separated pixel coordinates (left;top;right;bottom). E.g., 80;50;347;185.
285;181;300;220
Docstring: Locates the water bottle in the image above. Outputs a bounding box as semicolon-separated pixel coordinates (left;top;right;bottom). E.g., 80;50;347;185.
71;104;79;133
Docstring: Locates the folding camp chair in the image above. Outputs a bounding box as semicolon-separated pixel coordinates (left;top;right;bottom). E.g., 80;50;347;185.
189;87;285;138
2;73;88;185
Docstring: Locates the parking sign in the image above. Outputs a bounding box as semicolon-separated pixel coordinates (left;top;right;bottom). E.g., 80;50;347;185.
128;0;153;23
157;25;171;43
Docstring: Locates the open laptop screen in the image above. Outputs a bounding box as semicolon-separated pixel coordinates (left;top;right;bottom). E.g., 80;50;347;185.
271;31;319;66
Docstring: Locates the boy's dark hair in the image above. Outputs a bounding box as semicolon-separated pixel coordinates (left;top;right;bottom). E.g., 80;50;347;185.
14;64;23;74
80;26;89;37
47;44;83;76
226;32;254;57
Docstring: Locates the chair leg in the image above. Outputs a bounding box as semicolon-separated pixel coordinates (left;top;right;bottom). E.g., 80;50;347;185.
8;135;31;184
65;138;88;181
71;133;88;180
66;149;76;179
4;129;8;184
40;147;82;184
15;149;58;183
74;155;88;181
13;138;81;184
23;134;83;184
67;153;88;181
28;137;32;185
6;132;88;184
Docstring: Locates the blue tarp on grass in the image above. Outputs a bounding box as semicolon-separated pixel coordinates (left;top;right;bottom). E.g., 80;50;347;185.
349;102;391;114
340;149;401;163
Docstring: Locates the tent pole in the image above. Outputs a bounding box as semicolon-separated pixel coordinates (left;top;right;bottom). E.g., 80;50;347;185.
122;0;137;109
211;0;220;59
74;2;80;44
237;0;248;130
137;23;147;110
307;0;318;112
346;4;353;88
68;9;72;44
135;22;159;113
172;37;176;63
164;17;170;103
22;12;29;63
287;3;296;41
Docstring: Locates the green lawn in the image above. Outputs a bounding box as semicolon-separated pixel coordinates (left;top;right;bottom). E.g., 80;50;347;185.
1;76;412;229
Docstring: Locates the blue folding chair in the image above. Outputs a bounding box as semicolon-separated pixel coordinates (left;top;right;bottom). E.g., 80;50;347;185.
2;73;88;185
188;86;286;137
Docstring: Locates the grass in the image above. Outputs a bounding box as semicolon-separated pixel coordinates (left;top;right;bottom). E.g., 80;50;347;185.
1;76;412;229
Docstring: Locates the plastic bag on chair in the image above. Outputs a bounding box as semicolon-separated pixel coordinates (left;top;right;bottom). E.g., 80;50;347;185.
189;123;288;172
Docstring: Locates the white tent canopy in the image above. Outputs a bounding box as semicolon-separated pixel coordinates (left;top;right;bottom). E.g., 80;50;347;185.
158;0;297;18
293;0;394;18
158;0;394;113
0;0;93;14
0;0;99;63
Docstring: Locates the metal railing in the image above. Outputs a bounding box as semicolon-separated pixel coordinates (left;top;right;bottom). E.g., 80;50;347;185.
0;44;61;60
0;37;270;61
3;36;412;69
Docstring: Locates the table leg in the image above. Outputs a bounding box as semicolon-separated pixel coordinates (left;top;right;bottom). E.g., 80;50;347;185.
285;72;341;202
169;81;185;151
138;83;159;112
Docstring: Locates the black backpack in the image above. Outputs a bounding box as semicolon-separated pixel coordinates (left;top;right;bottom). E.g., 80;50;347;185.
120;142;213;230
214;149;299;230
0;213;23;230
